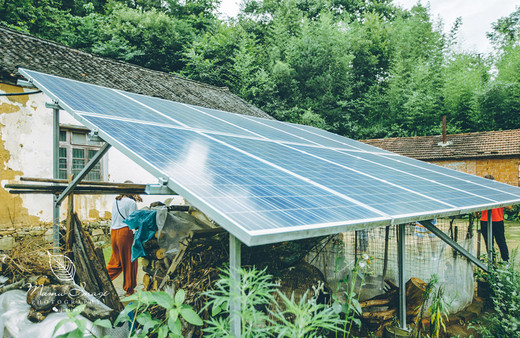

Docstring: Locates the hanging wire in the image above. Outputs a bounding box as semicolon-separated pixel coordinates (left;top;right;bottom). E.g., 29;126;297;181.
0;90;42;96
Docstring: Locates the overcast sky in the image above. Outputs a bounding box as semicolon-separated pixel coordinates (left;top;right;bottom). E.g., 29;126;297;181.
218;0;519;53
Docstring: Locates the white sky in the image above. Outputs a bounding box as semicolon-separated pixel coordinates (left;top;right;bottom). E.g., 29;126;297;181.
218;0;520;53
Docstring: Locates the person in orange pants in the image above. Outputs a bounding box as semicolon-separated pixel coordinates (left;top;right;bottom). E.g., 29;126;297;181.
107;190;142;296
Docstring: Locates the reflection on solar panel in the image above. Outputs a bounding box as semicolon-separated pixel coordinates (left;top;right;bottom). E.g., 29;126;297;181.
20;68;520;246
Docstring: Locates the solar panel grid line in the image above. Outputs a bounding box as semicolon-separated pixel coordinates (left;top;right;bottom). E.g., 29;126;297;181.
375;153;520;200
204;113;474;210
19;68;520;246
332;149;500;204
249;216;390;236
278;144;459;209
18;69;259;243
201;132;391;218
105;84;396;219
113;89;190;128
232;116;496;208
70;114;389;244
182;102;361;151
168;102;448;213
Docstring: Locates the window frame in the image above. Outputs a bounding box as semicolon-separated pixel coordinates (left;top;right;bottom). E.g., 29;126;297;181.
58;125;106;181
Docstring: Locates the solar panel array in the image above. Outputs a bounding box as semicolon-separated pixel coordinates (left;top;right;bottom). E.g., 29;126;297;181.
20;68;520;245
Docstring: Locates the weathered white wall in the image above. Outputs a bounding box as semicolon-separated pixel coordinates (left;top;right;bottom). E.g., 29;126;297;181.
0;84;180;226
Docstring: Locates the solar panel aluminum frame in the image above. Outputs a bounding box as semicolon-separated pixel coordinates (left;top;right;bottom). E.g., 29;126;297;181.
18;68;520;247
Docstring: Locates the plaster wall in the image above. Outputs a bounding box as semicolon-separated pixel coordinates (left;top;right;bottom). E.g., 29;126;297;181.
431;158;520;186
0;83;178;227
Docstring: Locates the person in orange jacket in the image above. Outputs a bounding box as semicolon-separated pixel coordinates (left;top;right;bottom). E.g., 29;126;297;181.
480;175;512;262
107;187;142;296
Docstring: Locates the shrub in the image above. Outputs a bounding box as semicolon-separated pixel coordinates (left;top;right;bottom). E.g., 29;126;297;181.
471;256;520;337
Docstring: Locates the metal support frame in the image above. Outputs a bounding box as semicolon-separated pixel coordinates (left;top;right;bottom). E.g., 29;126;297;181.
487;209;493;269
397;223;406;330
51;104;60;252
421;220;488;272
55;143;111;206
229;234;241;338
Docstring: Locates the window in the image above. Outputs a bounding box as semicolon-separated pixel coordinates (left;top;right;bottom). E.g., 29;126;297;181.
59;126;105;181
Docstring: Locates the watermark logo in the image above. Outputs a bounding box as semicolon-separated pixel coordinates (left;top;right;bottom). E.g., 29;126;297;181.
48;252;76;282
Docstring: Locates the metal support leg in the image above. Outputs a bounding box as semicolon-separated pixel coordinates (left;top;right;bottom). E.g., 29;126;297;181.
229;234;241;338
421;220;488;272
55;143;111;206
487;209;493;269
397;223;407;330
52;106;60;252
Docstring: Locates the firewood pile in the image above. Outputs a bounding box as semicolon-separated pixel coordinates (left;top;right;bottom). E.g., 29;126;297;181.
0;207;121;324
360;277;427;334
148;225;329;319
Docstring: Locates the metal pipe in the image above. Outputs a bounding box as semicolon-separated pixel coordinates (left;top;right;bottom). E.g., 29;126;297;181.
52;106;60;252
20;177;147;188
421;220;488;272
229;234;242;338
442;114;447;144
398;223;406;330
6;183;145;190
487;209;493;269
55;143;111;206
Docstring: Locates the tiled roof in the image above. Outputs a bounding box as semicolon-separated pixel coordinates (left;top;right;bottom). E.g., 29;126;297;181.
362;129;520;160
0;26;272;119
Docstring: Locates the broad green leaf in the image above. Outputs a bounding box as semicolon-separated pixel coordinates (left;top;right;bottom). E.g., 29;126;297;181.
332;301;342;314
169;308;179;322
75;319;87;333
175;289;186;307
168;310;179;333
158;324;169;338
55;328;84;338
153;291;174;309
71;304;86;316
211;303;222;316
93;318;113;329
180;307;203;326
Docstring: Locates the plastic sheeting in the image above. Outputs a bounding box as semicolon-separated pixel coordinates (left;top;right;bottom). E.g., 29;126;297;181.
0;290;129;338
155;207;214;258
307;221;476;314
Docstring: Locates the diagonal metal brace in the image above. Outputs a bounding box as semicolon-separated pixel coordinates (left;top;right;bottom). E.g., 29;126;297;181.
55;143;111;206
421;220;488;273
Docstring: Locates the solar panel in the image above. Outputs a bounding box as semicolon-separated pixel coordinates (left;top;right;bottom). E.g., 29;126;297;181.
19;68;520;245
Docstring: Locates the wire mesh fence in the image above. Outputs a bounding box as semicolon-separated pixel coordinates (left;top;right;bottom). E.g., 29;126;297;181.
306;215;479;313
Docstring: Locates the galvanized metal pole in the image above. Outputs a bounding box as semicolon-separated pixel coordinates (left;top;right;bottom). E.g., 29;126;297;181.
398;223;406;330
229;234;241;337
487;209;493;269
52;105;60;253
421;220;488;272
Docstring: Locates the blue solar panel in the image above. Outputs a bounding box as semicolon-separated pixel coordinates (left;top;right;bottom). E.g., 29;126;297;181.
22;69;183;126
83;115;388;234
211;135;456;216
19;68;520;245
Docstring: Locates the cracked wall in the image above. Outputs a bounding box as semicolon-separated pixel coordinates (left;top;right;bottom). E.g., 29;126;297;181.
0;83;167;227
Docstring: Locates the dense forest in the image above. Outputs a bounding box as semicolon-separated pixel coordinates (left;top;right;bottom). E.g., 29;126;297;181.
2;0;520;140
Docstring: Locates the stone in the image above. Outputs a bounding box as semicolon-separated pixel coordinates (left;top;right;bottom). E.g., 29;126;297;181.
91;229;104;237
0;236;15;251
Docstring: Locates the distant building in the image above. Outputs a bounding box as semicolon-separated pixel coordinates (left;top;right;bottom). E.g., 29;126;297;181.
363;129;520;186
0;26;272;225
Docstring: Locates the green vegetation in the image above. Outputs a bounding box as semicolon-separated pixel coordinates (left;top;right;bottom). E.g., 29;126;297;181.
203;266;345;337
2;0;520;139
471;256;520;337
53;289;203;337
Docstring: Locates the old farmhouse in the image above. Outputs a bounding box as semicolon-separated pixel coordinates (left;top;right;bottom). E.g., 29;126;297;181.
0;26;272;226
